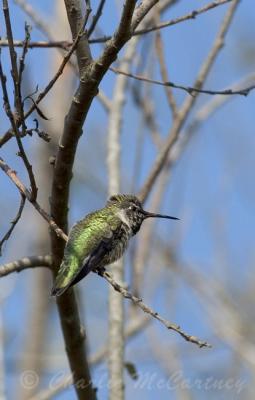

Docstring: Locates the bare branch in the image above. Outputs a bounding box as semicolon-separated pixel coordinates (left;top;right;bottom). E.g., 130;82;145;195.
161;72;255;178
91;0;234;41
131;0;162;31
155;27;178;118
110;67;255;97
64;0;92;73
0;251;210;349
132;165;170;297
88;0;106;37
0;59;37;201
18;22;31;87
0;255;52;277
0;194;25;256
132;79;163;149
107;37;138;400
0;157;67;241
0;39;71;49
101;270;211;348
131;0;233;34
187;72;255;129
2;0;38;200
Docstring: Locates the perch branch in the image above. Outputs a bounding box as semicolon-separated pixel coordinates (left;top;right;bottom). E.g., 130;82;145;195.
0;252;211;349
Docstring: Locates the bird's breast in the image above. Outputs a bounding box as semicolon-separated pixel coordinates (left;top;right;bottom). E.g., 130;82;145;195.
110;224;131;262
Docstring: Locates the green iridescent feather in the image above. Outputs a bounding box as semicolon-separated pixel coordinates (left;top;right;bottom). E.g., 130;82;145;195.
51;207;122;295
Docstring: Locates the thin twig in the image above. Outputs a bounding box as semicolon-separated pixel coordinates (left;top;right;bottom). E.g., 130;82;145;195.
110;67;255;97
131;0;233;34
6;35;251;98
0;157;67;241
18;22;31;87
155;28;178;117
0;194;25;256
2;0;38;200
0;53;38;201
87;0;106;37
101;270;211;348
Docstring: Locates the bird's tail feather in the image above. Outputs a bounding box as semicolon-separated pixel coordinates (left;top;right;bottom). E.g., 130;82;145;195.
51;257;91;297
50;259;77;297
51;284;70;297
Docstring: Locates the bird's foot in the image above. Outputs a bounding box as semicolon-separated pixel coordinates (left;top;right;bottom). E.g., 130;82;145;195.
96;267;106;276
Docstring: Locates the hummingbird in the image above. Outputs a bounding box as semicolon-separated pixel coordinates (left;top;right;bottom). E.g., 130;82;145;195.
51;194;179;296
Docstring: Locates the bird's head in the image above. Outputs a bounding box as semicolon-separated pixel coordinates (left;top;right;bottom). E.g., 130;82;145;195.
107;194;179;235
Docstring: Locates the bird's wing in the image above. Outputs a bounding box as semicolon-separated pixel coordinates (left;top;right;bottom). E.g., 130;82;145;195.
51;213;122;296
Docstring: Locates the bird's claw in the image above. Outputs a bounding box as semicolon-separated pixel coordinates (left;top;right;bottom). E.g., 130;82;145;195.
96;267;106;276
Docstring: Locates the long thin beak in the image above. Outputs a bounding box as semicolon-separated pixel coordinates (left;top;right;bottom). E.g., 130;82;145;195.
142;210;179;220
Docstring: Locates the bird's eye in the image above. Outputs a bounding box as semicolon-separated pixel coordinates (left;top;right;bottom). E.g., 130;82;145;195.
128;205;136;211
